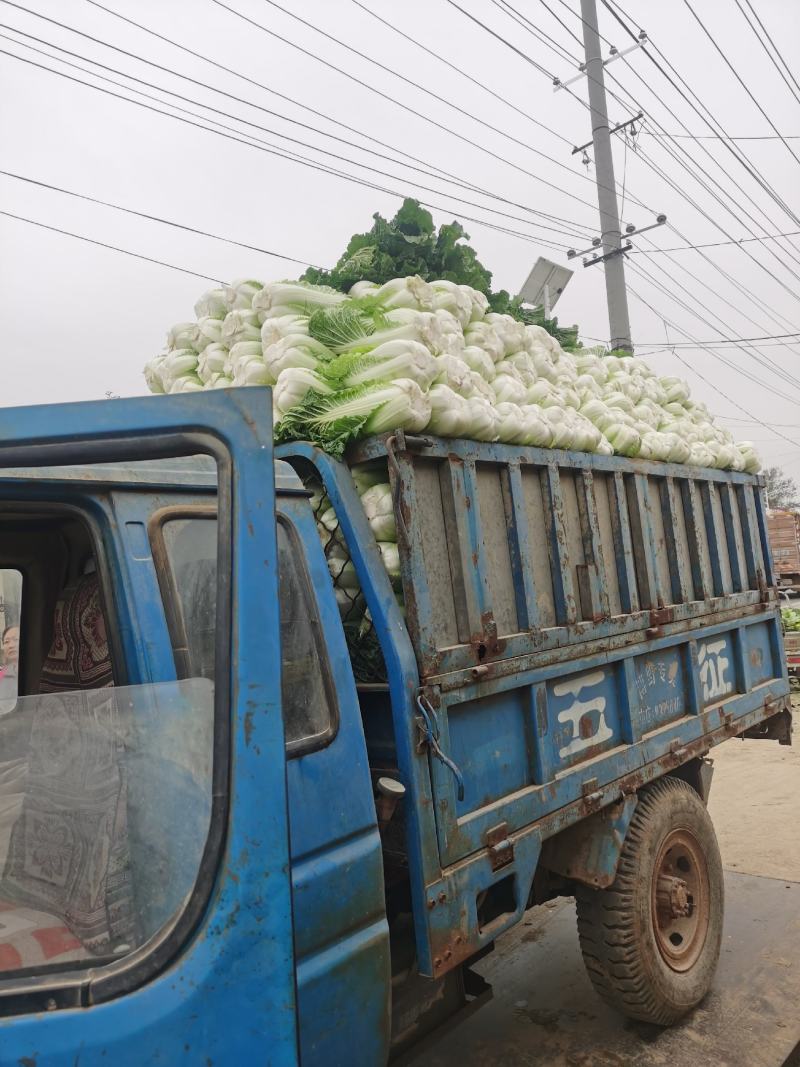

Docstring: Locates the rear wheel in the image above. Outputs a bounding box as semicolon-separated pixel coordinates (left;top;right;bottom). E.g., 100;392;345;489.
575;777;724;1025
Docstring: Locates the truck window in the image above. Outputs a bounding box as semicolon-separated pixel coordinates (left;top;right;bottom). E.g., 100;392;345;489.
156;514;337;753
0;570;22;716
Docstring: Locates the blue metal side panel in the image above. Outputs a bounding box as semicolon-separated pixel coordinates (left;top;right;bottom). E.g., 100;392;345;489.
0;391;299;1066
276;443;440;976
278;494;391;1067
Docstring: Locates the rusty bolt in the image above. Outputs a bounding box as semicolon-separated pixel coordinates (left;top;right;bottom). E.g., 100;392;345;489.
434;956;442;968
438;891;447;904
444;949;452;960
454;935;463;945
427;898;436;910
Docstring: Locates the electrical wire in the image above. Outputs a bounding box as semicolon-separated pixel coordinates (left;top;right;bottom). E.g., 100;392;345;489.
349;0;575;147
490;0;580;67
732;0;800;107
0;170;325;267
630;232;800;252
626;282;800;447
680;0;800;169
602;0;800;230
642;133;800;140
0;47;570;251
209;0;606;215
0;209;228;283
6;1;586;232
738;0;800;102
0;28;585;244
442;0;557;78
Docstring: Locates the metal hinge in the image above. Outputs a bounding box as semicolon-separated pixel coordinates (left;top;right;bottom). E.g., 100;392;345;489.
485;822;514;872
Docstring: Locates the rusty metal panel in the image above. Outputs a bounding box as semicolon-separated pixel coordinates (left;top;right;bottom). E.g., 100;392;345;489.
521;466;557;628
476;463;518;638
541;464;578;626
400;456;460;659
592;472;622;617
500;463;540;631
646;475;673;606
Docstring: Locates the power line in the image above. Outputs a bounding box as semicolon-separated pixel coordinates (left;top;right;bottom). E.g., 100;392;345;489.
602;0;800;230
209;0;604;216
680;0;800;169
1;28;584;243
350;0;576;147
630;258;800;394
5;2;585;233
0;209;227;283
627;282;800;448
0;170;325;267
490;0;580;67
536;0;587;51
733;0;800;109
0;47;570;251
629;231;800;252
442;0;557;78
641;133;800;141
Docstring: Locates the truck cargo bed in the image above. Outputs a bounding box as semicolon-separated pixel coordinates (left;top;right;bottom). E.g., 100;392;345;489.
278;434;790;977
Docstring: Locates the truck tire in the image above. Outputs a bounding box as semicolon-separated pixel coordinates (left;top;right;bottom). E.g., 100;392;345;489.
574;777;724;1026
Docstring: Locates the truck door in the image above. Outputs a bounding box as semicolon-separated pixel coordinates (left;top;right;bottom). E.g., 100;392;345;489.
0;391;299;1066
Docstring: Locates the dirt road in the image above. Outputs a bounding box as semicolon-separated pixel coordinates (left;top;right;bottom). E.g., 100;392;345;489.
709;708;800;881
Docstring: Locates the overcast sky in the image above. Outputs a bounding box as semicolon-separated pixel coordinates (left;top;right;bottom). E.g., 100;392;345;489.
2;0;799;476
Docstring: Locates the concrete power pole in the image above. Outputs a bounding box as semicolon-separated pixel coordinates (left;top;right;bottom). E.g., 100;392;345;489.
579;0;633;352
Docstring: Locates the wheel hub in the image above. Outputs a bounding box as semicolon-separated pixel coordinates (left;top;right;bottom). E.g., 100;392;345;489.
656;874;692;918
651;827;710;972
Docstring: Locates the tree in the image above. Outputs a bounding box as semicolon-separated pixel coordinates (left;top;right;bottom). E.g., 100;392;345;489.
763;466;800;510
303;197;582;349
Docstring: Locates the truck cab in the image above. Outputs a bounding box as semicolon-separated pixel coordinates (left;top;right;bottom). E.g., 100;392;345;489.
0;390;790;1065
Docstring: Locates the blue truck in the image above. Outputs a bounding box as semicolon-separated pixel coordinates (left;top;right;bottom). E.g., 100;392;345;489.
0;388;790;1065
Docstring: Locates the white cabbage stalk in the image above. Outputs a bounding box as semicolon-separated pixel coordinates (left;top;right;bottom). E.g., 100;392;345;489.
738;442;762;474
431;280;473;327
434;309;467;354
261;314;310;347
606;423;641;457
463;322;504;364
210;375;234;389
332;340;439;391
274;367;333;417
160;350;198;390
492;374;527;405
427;384;471;437
495;402;527;443
222;309;261;345
194;288;228;320
224;278;264;310
504;353;536;386
360;483;396;541
197;343;229;383
463;286;489;323
169;374;204;393
233;358;273;388
433;354;473;396
264;335;330;377
143;356;166;394
530;348;559;383
349;280;379;300
466;371;496;403
192;317;225;352
331;309;443;355
364;379;432;434
466;396;499;441
373;275;434;311
377;541;401;583
253;281;346;317
167;322;198;352
462;345;496;381
485;313;527;356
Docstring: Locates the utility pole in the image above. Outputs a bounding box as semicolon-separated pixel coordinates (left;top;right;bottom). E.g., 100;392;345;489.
579;0;633;352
